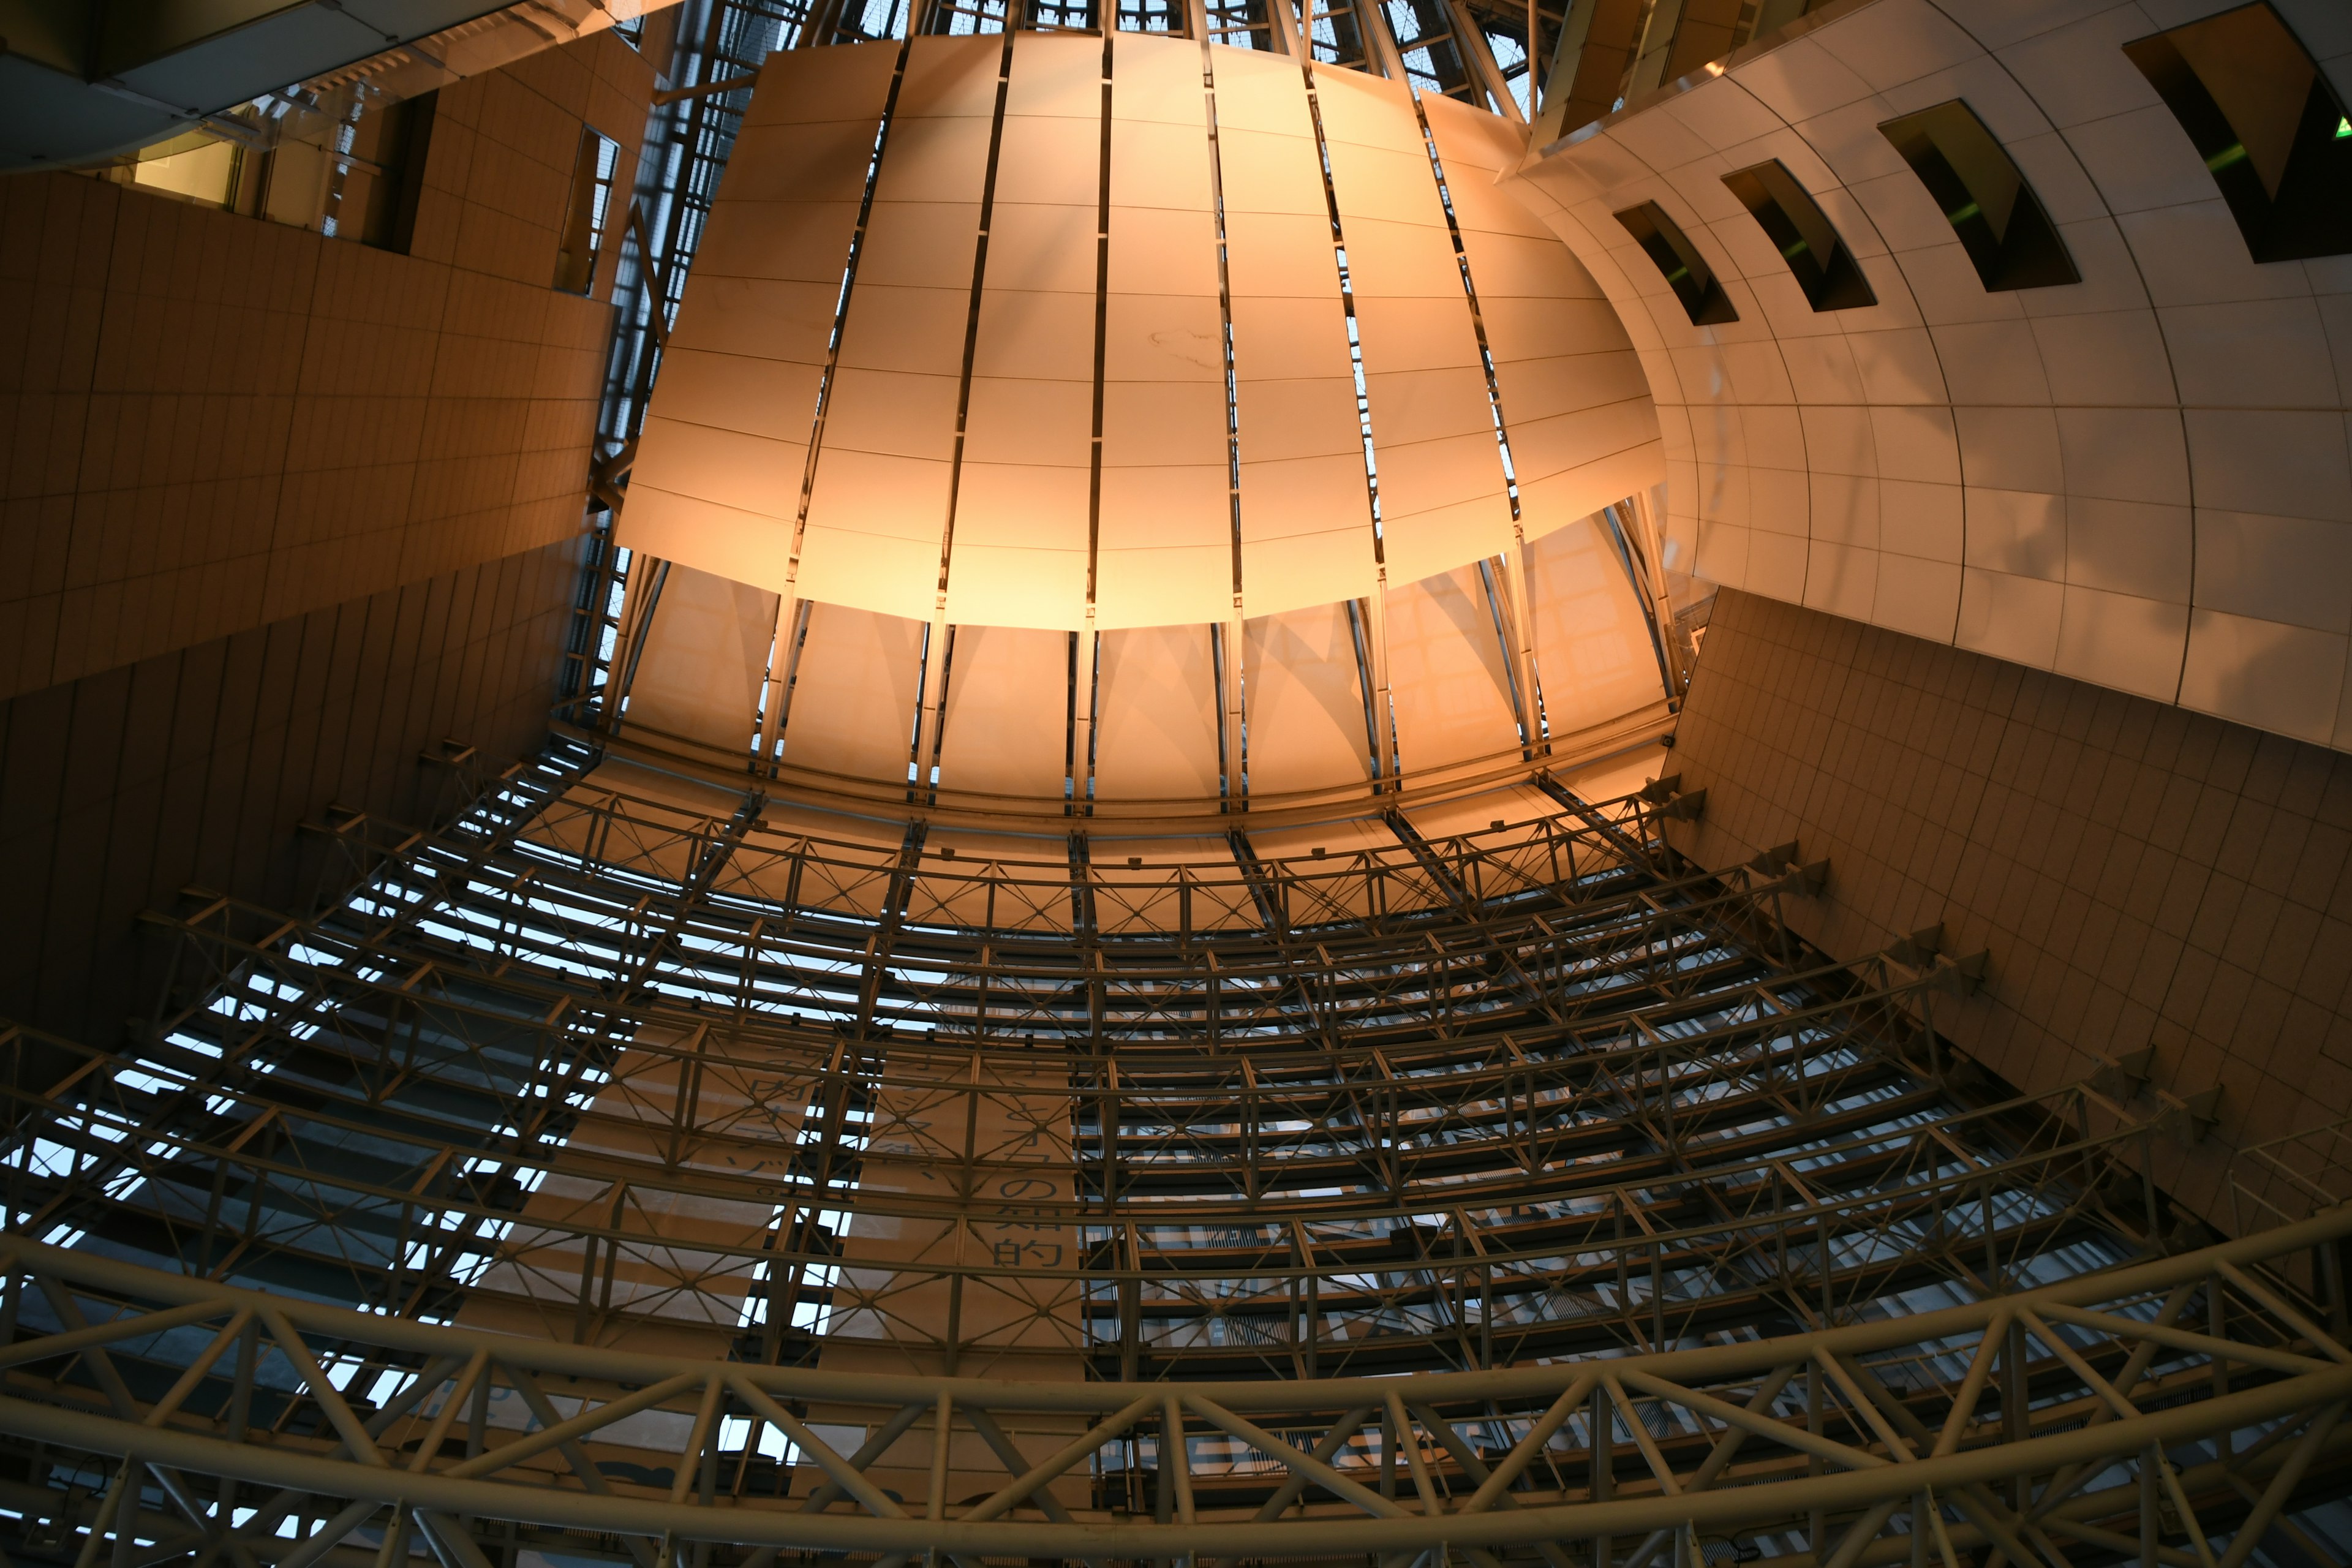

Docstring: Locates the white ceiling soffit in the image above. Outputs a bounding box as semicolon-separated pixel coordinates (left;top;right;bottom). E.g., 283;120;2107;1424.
1385;563;1525;777
624;564;777;755
623;40;903;589
937;624;1072;801
797;35;1000;621
1528;516;1670;737
617;31;1664;633
1242;600;1377;800
775;601;924;786
1507;0;2352;752
1093;625;1224;803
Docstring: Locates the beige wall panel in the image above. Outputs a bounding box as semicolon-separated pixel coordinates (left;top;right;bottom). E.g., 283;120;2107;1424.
1095;553;1235;631
964;372;1095;463
1307;64;1419;150
971;285;1098;385
628;415;805;522
618;49;889;590
1006;28;1103;116
1243;600;1374;797
1221;209;1336;296
946;483;1093;630
1400;779;1562;840
1213;62;1374;620
948;43;1102;633
723;121;883;205
1360;362;1498;447
643;354;825;445
1381;490;1514;588
857;200;986;285
1419;92;1663;542
1109;118;1215;209
1216;127;1332;211
1513;413;1668;538
626;564;777;756
832;279;976;371
1102;291;1223;379
687;203;867;284
1242;526;1379;614
798;38;995;618
993;118;1101;210
1106;205;1223;293
779;601;924;784
755;798;913;854
1476;295;1649;364
1313;72;1511;603
1110;30;1205;124
746;38;903;125
818;363;962;461
896;31;1007;118
1526;515;1665;738
1101;61;1228;630
665;276;842;359
938;624;1072;800
1384;562;1520;777
1094;624;1223;801
1209;47;1317;135
983;203;1102;294
617;492;796;594
793;532;945;624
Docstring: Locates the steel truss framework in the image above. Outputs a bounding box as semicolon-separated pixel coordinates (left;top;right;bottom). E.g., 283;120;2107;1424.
0;1212;2347;1567
2;748;2349;1562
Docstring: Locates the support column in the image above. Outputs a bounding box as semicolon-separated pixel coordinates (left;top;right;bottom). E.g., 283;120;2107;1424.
607;553;672;729
752;590;795;772
1495;540;1543;755
914;600;951;792
1625;486;1681;696
1531;0;1642;145
1443;0;1526;120
1366;570;1396;789
1354;0;1411;82
1220;611;1248;808
1072;613;1100;813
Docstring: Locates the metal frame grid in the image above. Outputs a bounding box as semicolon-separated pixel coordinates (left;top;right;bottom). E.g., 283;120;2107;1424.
4;736;2347;1561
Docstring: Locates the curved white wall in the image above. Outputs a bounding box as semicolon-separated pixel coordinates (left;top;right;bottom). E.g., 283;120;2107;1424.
1507;0;2352;750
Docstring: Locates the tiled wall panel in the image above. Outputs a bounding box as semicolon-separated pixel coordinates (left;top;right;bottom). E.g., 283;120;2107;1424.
1667;587;2352;1222
0;29;648;704
0;536;584;1048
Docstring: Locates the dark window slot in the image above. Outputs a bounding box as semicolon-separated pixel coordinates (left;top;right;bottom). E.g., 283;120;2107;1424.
366;91;438;255
1721;158;1875;311
1879;100;2078;292
1611;200;1738;326
2124;2;2352;263
555;124;622;295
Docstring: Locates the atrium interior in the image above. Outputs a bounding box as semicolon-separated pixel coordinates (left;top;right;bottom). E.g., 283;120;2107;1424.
1;0;2351;1564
